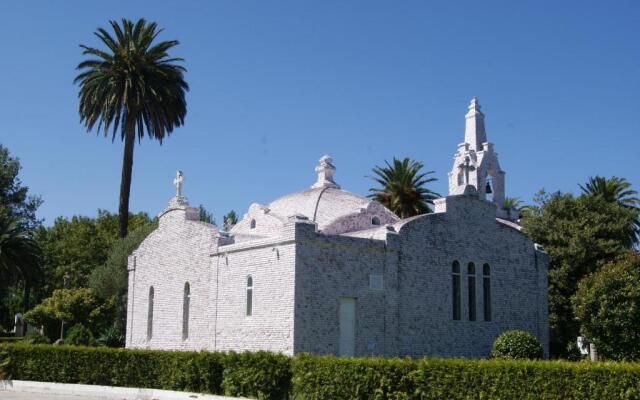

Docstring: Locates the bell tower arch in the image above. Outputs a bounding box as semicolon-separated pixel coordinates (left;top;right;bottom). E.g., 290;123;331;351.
447;98;510;215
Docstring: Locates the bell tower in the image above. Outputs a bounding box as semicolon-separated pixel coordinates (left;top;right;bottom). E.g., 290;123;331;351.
448;98;510;216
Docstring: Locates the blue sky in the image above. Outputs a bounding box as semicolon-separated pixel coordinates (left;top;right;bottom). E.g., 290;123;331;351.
1;1;638;225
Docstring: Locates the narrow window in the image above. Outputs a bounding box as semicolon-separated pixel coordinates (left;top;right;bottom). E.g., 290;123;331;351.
452;261;461;320
246;275;253;316
371;216;381;226
468;263;476;321
147;286;154;340
483;264;491;321
250;219;256;229
182;282;190;340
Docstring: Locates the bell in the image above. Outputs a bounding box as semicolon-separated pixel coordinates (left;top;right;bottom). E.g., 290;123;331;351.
485;181;493;194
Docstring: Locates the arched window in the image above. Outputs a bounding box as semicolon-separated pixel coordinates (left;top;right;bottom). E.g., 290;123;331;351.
468;263;476;321
371;216;381;225
452;261;461;320
483;264;491;321
250;219;256;229
246;276;253;316
182;282;190;340
147;286;154;340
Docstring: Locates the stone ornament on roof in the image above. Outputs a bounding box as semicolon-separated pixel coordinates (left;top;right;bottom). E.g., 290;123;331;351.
174;170;185;197
169;170;189;207
311;155;341;189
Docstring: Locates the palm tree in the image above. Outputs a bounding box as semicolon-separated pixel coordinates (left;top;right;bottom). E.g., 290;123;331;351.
75;18;189;238
579;176;639;208
580;176;640;242
368;158;440;219
0;213;41;330
503;196;524;210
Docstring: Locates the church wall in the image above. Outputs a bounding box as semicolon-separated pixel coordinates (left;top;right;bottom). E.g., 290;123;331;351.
395;195;548;358
213;235;297;355
126;207;218;351
293;224;399;357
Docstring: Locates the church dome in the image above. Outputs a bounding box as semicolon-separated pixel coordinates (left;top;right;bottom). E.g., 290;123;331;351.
230;156;399;239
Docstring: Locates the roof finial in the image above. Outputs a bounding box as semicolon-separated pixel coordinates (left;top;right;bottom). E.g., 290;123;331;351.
464;97;487;151
173;170;185;197
311;155;340;189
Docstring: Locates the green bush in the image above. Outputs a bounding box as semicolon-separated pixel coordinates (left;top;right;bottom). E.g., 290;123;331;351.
97;326;124;348
222;351;291;399
0;349;10;379
291;354;417;399
0;337;22;343
22;331;51;345
491;330;544;360
292;354;640;400
0;344;287;399
573;253;640;361
4;343;640;399
65;324;96;346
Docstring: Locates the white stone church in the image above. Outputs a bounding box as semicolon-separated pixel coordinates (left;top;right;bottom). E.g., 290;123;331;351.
125;98;549;358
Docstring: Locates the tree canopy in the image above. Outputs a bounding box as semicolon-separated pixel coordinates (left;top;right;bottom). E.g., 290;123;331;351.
368;158;440;219
35;210;152;289
573;252;640;360
0;145;42;231
75;18;188;238
521;190;637;356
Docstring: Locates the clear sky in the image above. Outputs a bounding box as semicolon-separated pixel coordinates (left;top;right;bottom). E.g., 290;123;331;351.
1;1;638;225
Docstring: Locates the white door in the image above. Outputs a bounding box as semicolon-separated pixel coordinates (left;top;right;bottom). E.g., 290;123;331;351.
338;297;356;357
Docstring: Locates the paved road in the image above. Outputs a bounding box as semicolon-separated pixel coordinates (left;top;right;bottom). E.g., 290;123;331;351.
0;393;114;400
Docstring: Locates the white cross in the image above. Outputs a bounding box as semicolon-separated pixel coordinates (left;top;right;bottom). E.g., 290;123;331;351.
173;170;184;197
458;157;475;185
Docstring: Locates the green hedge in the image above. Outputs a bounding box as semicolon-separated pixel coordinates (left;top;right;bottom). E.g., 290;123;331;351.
3;344;640;399
291;354;640;400
0;344;289;399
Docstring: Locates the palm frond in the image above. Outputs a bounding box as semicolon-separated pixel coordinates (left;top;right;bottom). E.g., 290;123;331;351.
368;157;440;219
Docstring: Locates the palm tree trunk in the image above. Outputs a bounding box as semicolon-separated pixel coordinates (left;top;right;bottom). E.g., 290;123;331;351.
118;126;136;239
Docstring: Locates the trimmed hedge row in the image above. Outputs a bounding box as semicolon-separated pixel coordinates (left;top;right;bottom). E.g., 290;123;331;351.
292;354;640;399
3;344;640;399
0;344;289;399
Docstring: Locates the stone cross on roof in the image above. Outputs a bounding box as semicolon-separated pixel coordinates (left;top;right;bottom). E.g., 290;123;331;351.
458;156;476;186
311;155;341;189
173;170;185;197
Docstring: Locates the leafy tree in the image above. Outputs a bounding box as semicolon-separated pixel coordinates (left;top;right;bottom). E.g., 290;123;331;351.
198;205;216;225
0;144;42;330
223;210;238;231
24;288;112;338
0;212;41;331
88;222;157;330
573;252;640;360
0;144;42;230
368;158;440;219
75;18;188;238
36;210;152;289
521;190;637;356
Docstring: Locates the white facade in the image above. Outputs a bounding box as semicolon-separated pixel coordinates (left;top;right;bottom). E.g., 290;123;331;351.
126;98;549;358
